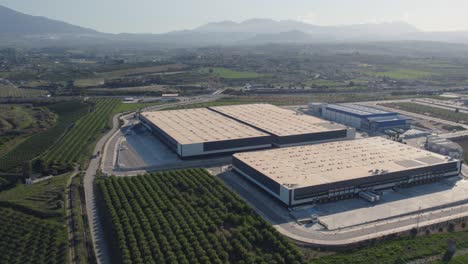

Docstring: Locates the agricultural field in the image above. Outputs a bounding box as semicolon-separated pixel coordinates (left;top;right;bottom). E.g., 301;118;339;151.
0;207;67;264
363;69;434;80
383;102;468;124
0;173;69;217
98;169;303;264
74;64;187;87
0;104;56;157
41;98;120;167
0;104;55;134
0;101;89;172
200;67;264;79
0;83;47;97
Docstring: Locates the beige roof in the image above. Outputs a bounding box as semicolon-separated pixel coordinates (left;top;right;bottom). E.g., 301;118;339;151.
209;104;346;136
141;108;269;144
233;137;455;189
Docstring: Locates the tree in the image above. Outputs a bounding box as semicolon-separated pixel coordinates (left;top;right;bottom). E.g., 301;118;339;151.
21;161;32;183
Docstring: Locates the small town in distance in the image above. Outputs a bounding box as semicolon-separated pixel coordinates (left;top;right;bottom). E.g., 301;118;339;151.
3;1;468;264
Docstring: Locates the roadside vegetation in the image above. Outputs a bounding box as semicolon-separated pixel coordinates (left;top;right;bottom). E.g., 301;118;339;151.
98;169;303;264
312;229;468;264
69;173;95;264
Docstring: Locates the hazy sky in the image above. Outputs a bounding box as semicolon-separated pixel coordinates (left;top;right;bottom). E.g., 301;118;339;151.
1;0;468;34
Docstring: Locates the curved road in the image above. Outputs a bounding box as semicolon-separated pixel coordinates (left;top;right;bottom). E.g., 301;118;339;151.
84;114;119;264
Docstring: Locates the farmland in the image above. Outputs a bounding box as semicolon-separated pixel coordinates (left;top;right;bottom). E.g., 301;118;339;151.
364;69;434;80
0;173;69;217
74;64;188;87
41;98;120;167
0;104;55;156
0;173;69;264
98;169;303;264
0;82;47;97
0;208;67;264
200;67;264;79
0;101;89;172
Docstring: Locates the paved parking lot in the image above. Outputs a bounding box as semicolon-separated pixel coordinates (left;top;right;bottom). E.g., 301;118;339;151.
105;123;232;175
219;169;468;245
316;177;468;229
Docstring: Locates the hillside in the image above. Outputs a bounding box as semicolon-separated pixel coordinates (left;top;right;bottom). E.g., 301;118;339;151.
0;5;98;36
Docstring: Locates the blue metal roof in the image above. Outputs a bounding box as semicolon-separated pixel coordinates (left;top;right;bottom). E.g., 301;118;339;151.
366;115;410;123
325;104;398;118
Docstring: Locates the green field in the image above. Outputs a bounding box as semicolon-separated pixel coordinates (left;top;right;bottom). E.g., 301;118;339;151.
112;101;165;114
364;69;433;80
201;67;263;79
98;169;303;264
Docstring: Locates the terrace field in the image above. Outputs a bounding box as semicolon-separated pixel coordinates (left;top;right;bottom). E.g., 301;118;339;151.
0;83;47;97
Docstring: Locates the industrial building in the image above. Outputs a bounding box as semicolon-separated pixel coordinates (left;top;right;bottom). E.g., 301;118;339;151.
233;137;461;206
209;104;355;146
139;108;272;157
320;104;410;132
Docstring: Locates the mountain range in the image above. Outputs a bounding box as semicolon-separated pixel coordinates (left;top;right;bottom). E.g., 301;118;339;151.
2;4;468;46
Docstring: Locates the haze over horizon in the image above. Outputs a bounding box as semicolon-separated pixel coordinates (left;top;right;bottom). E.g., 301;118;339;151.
1;0;467;34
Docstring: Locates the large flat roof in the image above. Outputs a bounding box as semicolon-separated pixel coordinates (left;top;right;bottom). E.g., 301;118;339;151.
233;137;456;189
209;104;346;137
141;108;269;144
325;104;397;117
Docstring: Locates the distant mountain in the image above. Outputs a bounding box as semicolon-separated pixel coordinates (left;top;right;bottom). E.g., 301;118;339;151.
0;5;99;36
2;4;468;48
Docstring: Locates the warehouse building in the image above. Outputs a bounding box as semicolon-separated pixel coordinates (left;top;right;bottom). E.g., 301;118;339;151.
321;104;410;132
140;108;272;157
209;104;355;146
233;137;461;206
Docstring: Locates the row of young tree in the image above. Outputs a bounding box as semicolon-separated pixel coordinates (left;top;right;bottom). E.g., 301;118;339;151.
41;98;120;166
98;169;304;264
